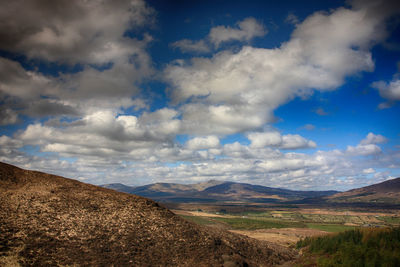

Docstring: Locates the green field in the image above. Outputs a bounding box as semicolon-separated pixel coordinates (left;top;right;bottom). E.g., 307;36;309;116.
377;216;400;224
180;214;357;232
179;209;400;233
211;217;306;230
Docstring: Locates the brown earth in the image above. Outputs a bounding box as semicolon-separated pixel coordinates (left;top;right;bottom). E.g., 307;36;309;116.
0;162;295;266
296;208;400;216
172;209;235;218
229;228;329;247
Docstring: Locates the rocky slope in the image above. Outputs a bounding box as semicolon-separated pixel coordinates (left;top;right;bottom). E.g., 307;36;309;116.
0;162;294;266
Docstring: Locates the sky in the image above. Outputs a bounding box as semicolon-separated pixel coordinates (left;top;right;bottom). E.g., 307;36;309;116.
0;0;400;191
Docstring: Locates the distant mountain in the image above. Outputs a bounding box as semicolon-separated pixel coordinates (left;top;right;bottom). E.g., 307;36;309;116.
102;180;339;203
101;182;137;194
327;177;400;204
102;180;225;198
0;162;294;266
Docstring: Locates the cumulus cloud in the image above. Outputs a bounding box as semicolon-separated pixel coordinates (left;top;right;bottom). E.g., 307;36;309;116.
0;1;398;190
209;17;267;47
281;134;317;149
0;57;78;120
165;2;389;135
0;1;155;124
14;109;181;161
171;17;266;54
0;122;397;190
186;136;220;150
374;79;400;100
0;0;154;64
0;55;152;121
372;75;400;108
247;131;316;149
0;57;57;100
360;132;388;145
346;144;382;156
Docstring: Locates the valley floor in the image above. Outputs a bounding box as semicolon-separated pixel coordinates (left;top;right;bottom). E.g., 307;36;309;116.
172;205;400;248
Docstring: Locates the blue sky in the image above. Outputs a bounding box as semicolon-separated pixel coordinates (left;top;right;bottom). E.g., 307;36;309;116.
0;0;400;190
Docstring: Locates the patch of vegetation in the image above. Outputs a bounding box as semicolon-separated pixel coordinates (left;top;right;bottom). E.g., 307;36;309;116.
297;227;400;266
234;211;272;217
306;223;357;233
180;215;216;225
377;216;400;225
212;217;305;230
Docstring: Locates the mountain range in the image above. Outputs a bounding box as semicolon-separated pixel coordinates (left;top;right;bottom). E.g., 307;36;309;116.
102;180;339;203
103;178;400;205
0;162;293;266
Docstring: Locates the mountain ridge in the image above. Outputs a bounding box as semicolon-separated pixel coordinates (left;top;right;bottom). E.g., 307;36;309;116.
103;178;400;205
327;177;400;204
102;180;339;203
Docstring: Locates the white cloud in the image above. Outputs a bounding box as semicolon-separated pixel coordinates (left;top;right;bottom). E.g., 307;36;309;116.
374;79;400;100
363;168;375;174
372;76;400;108
248;131;316;149
209;17;267;47
186;136;220;150
1;122;398;190
282;134;317;149
0;0;155;123
0;57;57;100
16;109;181;160
165;4;387;135
346;132;387;156
171;17;266;54
0;56;153;122
0;1;398;191
346;144;382;156
360;132;388;145
248;132;282;148
170;39;210;53
0;0;154;64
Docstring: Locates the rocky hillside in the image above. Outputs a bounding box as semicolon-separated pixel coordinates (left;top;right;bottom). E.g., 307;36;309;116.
0;162;294;266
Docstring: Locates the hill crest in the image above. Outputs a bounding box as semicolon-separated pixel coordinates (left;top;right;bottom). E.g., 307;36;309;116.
327;177;400;204
0;162;293;266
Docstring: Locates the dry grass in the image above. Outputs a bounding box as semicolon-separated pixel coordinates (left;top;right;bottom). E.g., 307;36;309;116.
230;228;329;247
